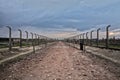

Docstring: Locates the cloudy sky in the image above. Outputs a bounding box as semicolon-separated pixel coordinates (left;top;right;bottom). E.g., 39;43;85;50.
0;0;120;38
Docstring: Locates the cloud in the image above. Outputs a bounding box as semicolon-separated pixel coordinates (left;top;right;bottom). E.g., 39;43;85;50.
110;28;120;38
0;0;120;38
64;19;82;23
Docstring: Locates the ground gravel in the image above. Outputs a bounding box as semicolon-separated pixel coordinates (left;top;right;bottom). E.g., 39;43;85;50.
0;42;119;80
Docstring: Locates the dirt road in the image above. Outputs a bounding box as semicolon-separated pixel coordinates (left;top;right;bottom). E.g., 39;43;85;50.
0;42;120;80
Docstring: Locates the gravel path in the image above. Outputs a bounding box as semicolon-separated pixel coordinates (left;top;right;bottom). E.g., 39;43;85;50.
0;42;119;80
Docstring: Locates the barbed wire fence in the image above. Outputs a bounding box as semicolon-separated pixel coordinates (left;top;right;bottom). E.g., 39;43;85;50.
0;26;53;52
65;25;120;50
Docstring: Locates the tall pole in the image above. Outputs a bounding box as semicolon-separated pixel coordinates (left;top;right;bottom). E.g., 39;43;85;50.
78;35;81;44
83;33;85;43
34;33;37;45
31;32;35;53
6;26;12;51
25;31;28;46
106;25;111;49
90;30;94;46
45;37;47;47
97;28;101;47
79;34;82;43
18;29;22;48
86;32;88;45
38;35;39;45
77;35;79;44
83;33;85;51
86;32;88;39
39;35;42;45
74;36;76;48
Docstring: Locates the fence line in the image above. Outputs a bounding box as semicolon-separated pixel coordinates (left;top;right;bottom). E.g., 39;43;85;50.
0;26;54;52
65;25;120;50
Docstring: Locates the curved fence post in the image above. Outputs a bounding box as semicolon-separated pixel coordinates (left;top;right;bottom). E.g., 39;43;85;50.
106;25;111;49
25;31;28;46
90;30;94;46
18;29;22;48
6;26;12;51
31;32;35;53
97;28;101;47
86;32;88;45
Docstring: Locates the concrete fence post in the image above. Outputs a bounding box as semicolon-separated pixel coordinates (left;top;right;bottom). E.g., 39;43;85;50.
34;33;37;45
83;33;86;52
25;31;28;46
18;29;22;48
38;35;40;45
6;26;12;51
37;34;39;45
90;30;94;46
78;35;80;44
80;34;82;43
86;32;88;45
45;37;47;47
97;28;101;47
31;32;35;53
83;33;85;43
106;25;111;49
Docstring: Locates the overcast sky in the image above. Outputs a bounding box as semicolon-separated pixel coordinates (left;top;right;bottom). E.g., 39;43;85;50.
0;0;120;38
